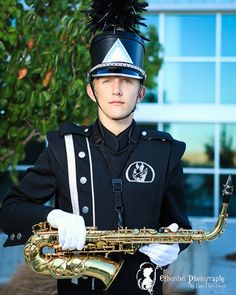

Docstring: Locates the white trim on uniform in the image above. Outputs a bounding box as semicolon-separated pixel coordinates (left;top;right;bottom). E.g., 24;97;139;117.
64;134;80;215
86;137;96;227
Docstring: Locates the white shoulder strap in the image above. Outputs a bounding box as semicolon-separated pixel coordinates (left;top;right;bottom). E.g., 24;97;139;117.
64;134;80;215
65;134;95;288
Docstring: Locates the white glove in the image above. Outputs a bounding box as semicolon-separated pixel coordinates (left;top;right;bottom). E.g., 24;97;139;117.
139;223;180;267
47;209;86;251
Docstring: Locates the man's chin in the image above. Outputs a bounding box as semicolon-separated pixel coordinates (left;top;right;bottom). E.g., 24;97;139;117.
111;113;133;121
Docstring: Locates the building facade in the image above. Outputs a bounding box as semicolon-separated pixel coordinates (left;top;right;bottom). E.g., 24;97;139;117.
135;0;236;220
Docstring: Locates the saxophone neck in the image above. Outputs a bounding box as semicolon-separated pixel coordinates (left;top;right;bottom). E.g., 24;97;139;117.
205;202;228;240
205;174;234;241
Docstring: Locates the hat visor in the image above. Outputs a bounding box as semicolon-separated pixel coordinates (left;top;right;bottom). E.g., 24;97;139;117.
90;66;145;80
92;72;143;79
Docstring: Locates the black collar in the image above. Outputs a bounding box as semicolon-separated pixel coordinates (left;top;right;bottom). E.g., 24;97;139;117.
92;120;140;153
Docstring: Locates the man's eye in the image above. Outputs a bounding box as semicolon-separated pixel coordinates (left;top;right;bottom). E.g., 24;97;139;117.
123;79;131;84
102;79;110;84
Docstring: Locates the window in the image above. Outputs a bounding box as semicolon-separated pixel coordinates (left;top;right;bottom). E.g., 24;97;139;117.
164;123;214;167
221;15;236;56
163;62;215;103
164;15;216;57
220;124;236;169
221;63;236;103
137;12;236;218
185;173;214;217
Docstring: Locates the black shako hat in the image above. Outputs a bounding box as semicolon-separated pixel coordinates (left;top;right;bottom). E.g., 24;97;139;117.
85;0;148;81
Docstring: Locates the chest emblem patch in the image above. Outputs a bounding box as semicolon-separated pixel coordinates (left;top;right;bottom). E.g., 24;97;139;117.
126;161;155;183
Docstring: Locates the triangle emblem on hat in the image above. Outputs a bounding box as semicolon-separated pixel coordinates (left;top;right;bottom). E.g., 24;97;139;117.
103;39;133;64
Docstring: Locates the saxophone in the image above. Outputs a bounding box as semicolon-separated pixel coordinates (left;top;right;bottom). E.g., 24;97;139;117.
24;175;234;290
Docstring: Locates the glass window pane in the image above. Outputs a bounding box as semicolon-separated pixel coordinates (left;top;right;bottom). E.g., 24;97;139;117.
163;62;215;103
221;15;236;56
220;124;236;168
220;63;236;104
185;173;214;217
165;15;216;56
164;123;214;168
220;175;236;218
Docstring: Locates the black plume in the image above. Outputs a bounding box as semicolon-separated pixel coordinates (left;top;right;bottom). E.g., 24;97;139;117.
85;0;148;39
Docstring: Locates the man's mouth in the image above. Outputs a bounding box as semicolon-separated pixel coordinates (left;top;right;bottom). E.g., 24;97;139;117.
110;100;125;106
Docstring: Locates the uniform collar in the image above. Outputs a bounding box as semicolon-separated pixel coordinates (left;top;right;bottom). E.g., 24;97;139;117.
59;122;92;136
58;121;173;143
93;120;140;152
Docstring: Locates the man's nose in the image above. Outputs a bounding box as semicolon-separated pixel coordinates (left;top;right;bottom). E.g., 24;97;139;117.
112;80;122;95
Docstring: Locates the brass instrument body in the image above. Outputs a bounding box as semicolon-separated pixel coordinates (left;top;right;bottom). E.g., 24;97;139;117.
24;175;234;290
24;203;229;290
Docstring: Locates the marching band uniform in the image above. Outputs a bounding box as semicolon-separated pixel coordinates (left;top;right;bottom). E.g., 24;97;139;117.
0;120;191;294
0;0;191;294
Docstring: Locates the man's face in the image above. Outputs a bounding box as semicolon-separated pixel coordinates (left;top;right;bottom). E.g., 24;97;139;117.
87;76;145;121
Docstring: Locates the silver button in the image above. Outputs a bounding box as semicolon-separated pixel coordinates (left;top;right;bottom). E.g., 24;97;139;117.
142;131;147;136
80;177;87;184
84;128;89;133
10;233;15;240
17;233;22;240
78;151;86;158
82;206;89;214
161;138;166;142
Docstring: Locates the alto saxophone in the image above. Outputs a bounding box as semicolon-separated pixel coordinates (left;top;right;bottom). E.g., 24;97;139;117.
24;175;234;290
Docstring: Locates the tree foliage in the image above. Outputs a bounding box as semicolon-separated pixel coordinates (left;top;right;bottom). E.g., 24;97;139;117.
144;25;162;90
0;0;162;174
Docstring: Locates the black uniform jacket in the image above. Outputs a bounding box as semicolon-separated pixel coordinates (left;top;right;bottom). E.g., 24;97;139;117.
0;120;191;295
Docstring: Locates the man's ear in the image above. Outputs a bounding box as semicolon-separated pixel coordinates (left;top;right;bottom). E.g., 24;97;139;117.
86;84;96;102
137;85;146;103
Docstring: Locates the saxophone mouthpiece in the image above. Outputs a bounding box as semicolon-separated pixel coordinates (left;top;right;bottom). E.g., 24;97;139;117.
222;174;234;204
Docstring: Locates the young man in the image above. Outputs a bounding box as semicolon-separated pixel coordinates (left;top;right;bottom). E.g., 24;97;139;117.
0;0;191;294
87;76;145;133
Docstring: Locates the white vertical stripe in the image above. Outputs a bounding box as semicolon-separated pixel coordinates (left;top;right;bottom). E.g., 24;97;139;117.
86;137;96;227
85;137;96;290
64;134;80;215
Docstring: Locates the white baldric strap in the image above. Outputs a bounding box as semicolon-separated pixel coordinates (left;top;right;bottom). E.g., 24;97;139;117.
86;137;96;227
65;134;95;289
64;134;80;215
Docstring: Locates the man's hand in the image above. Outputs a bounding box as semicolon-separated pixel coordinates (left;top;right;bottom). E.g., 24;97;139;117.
139;223;180;267
47;209;86;250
